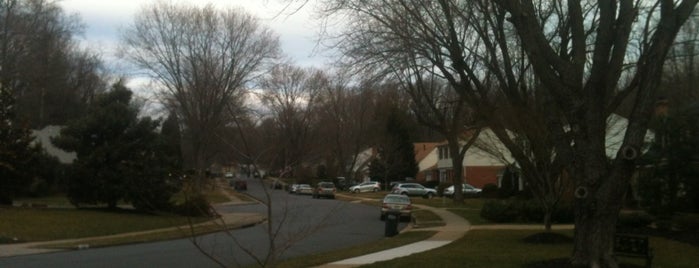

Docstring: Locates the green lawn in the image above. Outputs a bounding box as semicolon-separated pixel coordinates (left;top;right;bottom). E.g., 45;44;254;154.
362;229;699;268
0;207;209;243
1;182;239;244
274;231;437;268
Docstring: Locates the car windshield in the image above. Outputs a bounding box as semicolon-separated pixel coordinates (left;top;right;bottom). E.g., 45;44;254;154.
319;183;334;188
384;195;410;204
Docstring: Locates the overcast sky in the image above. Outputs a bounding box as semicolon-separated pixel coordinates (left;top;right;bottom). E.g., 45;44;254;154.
59;0;331;72
58;0;332;115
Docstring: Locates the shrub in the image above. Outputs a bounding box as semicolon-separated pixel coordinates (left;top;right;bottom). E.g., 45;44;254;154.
617;211;654;229
175;194;213;217
480;199;574;224
481;183;499;198
480;200;518;222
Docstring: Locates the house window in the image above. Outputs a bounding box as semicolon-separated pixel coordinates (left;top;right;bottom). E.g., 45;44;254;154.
438;146;450;160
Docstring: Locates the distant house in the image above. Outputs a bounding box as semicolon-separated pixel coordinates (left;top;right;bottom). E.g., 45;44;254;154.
350;147;378;182
414;142;440;182
419;129;515;189
420;114;655;190
31;125;76;164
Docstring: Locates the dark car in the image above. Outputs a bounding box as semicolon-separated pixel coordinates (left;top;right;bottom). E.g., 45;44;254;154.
312;182;336;199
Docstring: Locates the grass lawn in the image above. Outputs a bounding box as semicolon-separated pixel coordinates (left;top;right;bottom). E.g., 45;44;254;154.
274;231;437;268
361;229;699;268
0;207;209;243
1;183;235;244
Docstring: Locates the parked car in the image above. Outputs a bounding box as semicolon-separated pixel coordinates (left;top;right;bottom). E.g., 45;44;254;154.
349;181;381;193
443;183;482;197
380;194;412;221
391;183;437;198
313;182;336;199
288;184;299;194
296;184;313;195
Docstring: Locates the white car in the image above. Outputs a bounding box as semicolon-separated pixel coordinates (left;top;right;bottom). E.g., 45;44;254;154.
443;183;482;197
349;181;381;193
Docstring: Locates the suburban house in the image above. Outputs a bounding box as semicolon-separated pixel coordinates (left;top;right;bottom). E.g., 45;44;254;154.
351;113;653;191
349;136;513;188
416;128;517;189
413;142;440;182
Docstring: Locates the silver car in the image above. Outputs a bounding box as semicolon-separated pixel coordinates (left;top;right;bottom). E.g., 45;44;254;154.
443;183;482;197
391;183;436;198
380;194;412;221
312;182;336;199
349;181;381;193
296;184;313;195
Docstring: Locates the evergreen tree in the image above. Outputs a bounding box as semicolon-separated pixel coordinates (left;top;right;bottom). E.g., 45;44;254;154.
0;84;35;205
53;82;180;210
381;108;418;182
639;104;699;215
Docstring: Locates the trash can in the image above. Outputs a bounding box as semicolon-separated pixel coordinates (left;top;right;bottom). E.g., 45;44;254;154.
384;211;399;237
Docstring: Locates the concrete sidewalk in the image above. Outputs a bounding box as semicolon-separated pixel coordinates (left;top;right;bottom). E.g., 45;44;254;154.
316;204;471;268
316;195;575;268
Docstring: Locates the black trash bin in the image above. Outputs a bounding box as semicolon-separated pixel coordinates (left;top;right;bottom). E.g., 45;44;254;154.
384;211;399;237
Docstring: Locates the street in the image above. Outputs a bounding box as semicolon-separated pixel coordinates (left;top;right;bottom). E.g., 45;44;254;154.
0;177;406;267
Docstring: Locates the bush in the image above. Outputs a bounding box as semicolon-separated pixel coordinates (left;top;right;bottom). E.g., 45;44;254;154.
480;200;518;222
175;194;213;217
481;183;499;198
480;199;574;224
617;211;654;229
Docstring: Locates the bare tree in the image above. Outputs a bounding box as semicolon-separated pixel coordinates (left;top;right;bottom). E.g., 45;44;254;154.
316;0;699;266
258;63;324;176
120;2;280;188
0;0;106;128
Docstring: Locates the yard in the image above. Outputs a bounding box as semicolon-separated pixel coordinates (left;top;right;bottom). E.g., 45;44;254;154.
0;182;237;244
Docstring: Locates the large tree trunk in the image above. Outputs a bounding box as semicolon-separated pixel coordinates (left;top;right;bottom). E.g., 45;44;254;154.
571;168;631;267
448;137;465;203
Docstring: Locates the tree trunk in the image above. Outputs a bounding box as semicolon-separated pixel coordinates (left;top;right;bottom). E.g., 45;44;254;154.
543;210;552;232
448;137;465;203
571;170;629;267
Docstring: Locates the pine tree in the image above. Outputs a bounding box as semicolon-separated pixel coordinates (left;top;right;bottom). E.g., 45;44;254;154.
0;84;35;205
52;82;180;210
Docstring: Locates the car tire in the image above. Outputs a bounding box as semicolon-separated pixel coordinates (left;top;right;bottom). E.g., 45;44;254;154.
425;192;434;199
353;189;359;193
401;192;408;196
372;188;378;192
380;214;385;221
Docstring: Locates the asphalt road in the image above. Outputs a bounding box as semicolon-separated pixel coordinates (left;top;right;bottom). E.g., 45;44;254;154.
0;177;406;267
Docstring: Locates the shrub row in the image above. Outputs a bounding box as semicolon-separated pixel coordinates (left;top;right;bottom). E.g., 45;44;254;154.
480;199;574;224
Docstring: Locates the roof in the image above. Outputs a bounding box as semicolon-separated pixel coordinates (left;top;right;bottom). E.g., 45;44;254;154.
413;142;439;162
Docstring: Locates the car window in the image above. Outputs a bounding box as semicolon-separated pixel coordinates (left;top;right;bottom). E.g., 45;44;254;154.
384;196;410;204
